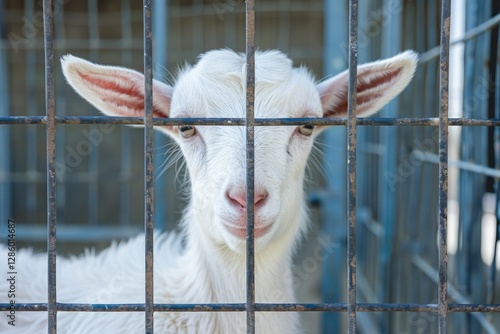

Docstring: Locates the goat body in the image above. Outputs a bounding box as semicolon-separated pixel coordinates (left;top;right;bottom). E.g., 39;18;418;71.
1;49;417;333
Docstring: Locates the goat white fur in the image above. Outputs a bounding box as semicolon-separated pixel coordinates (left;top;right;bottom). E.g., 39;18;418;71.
1;49;417;333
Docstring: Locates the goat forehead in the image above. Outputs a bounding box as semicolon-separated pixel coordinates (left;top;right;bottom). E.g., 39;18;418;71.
192;49;295;82
203;126;291;157
172;50;322;118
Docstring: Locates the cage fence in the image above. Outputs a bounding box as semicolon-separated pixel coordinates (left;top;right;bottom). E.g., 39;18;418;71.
0;0;499;333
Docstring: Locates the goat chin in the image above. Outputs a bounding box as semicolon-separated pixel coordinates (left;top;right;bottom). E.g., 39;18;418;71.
1;48;417;333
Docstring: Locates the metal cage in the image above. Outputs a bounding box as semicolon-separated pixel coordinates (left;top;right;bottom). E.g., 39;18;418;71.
1;0;500;333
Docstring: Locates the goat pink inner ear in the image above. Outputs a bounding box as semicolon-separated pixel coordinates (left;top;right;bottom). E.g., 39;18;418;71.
78;71;142;98
77;71;169;119
357;67;402;91
318;50;418;118
332;67;404;116
62;55;173;119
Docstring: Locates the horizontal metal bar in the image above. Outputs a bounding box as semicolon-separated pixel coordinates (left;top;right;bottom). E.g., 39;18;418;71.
0;304;246;312
3;303;500;313
413;150;500;179
2;116;500;126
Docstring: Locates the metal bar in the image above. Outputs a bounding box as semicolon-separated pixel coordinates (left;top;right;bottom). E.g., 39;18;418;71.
42;0;57;333
4;302;500;313
486;0;500;309
143;0;155;332
438;0;451;332
245;1;256;333
347;0;359;332
6;116;500;126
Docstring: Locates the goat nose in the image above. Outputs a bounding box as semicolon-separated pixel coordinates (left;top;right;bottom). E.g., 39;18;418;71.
226;189;268;209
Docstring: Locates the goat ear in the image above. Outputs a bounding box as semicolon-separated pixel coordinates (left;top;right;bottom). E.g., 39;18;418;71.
317;50;418;118
61;55;174;133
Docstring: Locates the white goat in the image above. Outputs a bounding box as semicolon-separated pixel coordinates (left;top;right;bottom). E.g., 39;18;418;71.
1;49;417;333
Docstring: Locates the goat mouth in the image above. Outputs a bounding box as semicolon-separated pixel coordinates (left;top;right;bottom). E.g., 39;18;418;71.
225;224;271;239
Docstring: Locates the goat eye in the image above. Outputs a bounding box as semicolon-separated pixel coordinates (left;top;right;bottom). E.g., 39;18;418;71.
179;125;197;138
298;124;314;136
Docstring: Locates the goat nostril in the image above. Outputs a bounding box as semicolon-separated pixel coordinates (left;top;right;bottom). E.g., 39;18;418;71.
254;192;268;207
227;192;246;209
226;190;269;210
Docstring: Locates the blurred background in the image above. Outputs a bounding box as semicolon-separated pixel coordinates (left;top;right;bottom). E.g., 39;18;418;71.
0;0;499;332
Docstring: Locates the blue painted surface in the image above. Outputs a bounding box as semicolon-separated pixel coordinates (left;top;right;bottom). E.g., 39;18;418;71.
153;0;169;231
377;1;403;332
458;1;493;332
322;1;348;331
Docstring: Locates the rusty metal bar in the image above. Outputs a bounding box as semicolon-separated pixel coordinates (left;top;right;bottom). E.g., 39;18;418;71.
346;0;358;332
4;302;500;313
3;116;500;127
42;0;57;333
486;0;499;309
438;0;451;332
43;14;56;334
143;0;155;333
245;0;256;333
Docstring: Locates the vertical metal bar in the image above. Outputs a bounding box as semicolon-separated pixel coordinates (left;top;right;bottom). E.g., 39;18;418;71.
347;0;358;333
438;0;451;332
486;0;499;306
143;0;155;333
43;0;57;333
245;0;256;333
